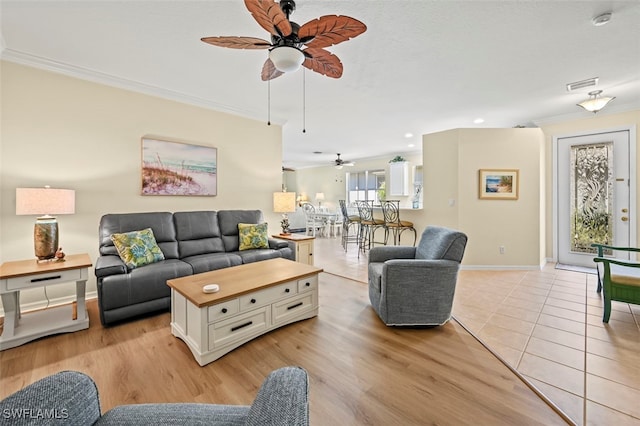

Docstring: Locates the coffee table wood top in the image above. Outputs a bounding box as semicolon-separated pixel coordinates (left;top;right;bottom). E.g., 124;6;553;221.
167;258;323;308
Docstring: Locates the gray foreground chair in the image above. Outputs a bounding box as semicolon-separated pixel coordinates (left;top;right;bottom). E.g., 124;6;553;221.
0;367;309;425
368;226;468;326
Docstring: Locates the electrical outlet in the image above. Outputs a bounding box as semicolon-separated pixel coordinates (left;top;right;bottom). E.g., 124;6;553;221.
499;246;505;255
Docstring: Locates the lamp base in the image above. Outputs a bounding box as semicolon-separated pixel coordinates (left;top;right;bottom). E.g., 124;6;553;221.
34;216;58;261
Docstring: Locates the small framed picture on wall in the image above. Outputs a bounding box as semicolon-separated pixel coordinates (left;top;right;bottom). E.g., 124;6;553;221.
478;169;519;200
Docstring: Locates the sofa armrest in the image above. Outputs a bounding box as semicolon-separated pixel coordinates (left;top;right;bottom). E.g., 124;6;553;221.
95;255;127;278
245;366;309;426
268;238;290;250
0;371;101;426
369;246;417;263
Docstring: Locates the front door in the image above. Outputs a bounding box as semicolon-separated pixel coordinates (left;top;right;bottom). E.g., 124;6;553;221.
556;129;633;268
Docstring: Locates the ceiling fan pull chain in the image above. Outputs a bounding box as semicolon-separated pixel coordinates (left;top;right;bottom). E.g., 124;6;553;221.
267;78;271;126
302;68;306;133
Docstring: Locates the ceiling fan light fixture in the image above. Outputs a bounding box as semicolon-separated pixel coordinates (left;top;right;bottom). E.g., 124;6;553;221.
270;46;305;73
577;90;615;113
335;164;343;170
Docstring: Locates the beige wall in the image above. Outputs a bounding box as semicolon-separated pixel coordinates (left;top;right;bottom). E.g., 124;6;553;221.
539;111;640;258
423;128;546;268
0;61;284;310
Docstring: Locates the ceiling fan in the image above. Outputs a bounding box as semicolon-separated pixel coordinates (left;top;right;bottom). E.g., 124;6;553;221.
201;0;367;81
334;153;354;169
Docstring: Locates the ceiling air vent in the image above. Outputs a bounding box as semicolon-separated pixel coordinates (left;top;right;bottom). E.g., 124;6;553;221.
566;77;599;92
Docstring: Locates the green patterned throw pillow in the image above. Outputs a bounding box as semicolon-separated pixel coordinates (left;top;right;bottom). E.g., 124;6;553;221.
110;228;165;269
238;223;269;251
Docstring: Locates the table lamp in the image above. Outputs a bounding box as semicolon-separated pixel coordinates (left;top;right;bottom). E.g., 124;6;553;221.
273;191;297;235
16;186;75;261
315;192;325;208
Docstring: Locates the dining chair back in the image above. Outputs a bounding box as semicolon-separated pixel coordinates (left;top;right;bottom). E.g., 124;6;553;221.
301;202;325;237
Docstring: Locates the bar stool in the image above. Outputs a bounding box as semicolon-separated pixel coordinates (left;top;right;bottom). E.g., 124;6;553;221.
355;200;386;256
339;200;360;251
381;200;417;245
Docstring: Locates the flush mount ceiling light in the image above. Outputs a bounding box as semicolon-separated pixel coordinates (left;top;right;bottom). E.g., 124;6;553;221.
592;12;612;26
577;90;615;113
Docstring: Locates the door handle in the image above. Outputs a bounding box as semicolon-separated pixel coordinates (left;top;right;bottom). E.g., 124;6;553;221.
622;208;628;213
621;217;629;222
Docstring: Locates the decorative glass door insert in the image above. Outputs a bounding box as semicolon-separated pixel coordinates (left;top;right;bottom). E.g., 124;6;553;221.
569;142;613;254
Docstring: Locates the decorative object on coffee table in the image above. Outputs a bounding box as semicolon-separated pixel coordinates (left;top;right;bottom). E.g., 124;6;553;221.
15;186;75;261
273;191;297;235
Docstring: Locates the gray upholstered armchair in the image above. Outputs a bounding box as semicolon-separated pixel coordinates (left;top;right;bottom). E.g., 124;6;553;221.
368;226;468;326
0;367;309;425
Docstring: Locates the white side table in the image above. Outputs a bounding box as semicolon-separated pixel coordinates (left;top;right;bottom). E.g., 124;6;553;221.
272;234;315;265
0;253;92;351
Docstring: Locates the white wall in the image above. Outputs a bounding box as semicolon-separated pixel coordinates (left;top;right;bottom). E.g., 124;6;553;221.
0;61;284;311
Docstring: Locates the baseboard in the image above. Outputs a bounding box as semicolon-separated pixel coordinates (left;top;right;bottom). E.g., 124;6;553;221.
461;265;542;271
0;291;98;318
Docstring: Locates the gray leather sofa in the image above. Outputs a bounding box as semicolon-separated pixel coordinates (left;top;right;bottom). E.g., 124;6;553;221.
95;210;295;326
0;367;309;425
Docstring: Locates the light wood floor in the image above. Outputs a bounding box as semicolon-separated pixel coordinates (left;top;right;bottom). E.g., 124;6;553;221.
313;234;640;426
0;261;569;424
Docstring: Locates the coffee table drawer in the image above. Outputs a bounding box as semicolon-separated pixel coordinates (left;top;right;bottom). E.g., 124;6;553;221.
4;268;84;291
208;299;240;322
239;281;297;310
298;275;318;293
273;293;314;325
209;307;268;350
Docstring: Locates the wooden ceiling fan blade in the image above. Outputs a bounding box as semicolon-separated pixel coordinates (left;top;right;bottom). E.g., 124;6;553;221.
244;0;292;37
302;48;343;78
201;36;272;49
261;58;285;81
299;15;367;48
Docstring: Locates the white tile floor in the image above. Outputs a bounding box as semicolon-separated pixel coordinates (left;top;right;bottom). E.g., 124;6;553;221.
312;235;640;426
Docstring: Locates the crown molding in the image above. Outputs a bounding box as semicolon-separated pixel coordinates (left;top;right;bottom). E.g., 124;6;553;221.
0;48;287;126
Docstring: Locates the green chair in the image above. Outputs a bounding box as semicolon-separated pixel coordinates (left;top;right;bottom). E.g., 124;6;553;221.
592;243;640;323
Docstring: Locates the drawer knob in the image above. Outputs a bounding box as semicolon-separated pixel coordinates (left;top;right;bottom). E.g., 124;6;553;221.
285;288;290;293
305;282;311;287
221;308;228;313
251;298;256;304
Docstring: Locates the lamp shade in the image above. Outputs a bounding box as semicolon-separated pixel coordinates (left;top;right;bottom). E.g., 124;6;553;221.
269;46;305;73
577;90;615;113
315;193;325;202
273;192;297;213
16;187;75;216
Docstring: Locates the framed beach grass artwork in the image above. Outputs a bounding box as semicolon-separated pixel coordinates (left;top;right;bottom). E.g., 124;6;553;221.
141;136;217;196
479;169;519;200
